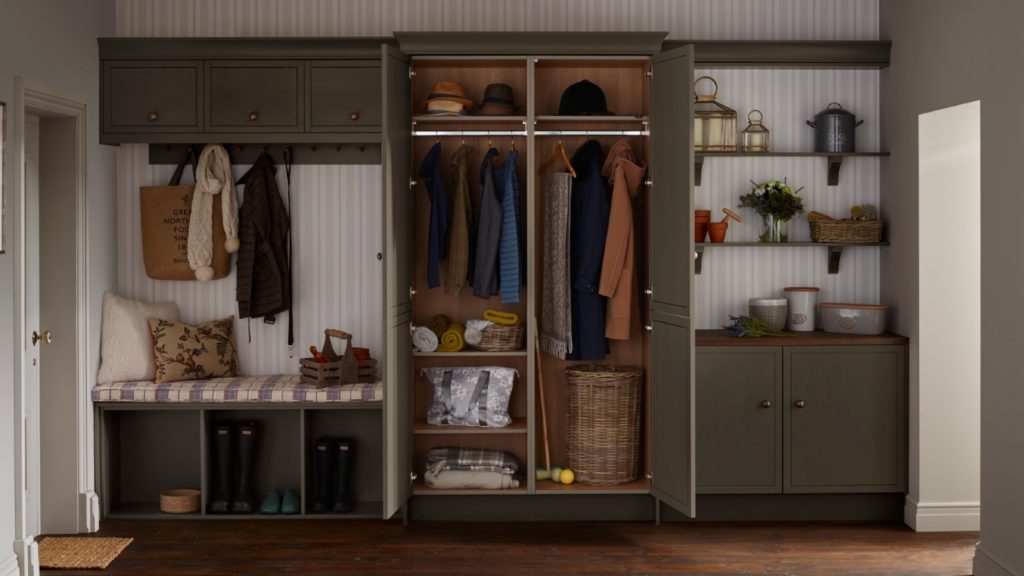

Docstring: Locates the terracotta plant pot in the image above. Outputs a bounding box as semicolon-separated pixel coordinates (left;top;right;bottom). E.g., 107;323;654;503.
694;210;711;243
707;222;728;243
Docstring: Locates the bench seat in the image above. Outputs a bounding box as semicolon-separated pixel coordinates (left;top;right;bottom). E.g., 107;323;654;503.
92;374;383;403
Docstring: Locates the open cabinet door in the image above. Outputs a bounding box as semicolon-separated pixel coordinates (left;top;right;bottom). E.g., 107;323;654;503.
382;44;413;519
648;45;696;517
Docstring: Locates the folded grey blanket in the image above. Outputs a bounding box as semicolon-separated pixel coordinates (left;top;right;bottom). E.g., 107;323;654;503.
426;447;519;476
424;469;520;490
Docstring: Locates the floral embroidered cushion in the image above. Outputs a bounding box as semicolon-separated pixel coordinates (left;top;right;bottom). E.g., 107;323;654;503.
148;316;239;383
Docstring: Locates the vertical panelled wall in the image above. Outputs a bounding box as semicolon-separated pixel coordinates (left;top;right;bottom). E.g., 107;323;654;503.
115;0;880;373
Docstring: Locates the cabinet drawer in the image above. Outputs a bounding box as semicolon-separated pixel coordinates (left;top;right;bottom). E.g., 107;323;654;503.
104;61;201;132
696;347;782;494
207;61;303;132
784;346;906;493
308;63;381;131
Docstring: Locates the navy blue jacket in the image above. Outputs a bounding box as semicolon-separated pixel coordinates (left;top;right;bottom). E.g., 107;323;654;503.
418;143;448;288
567;140;610;360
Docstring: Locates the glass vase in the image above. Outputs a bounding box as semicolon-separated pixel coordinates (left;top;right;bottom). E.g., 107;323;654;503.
760;214;789;243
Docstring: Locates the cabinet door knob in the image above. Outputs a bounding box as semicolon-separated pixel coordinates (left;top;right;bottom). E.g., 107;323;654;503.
147;111;158;122
794;400;806;408
249;111;260;122
410;472;418;481
760;400;772;408
350;111;360;121
409;286;417;298
644;287;653;296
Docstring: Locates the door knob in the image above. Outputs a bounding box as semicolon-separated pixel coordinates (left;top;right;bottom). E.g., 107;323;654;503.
32;330;51;346
760;400;772;408
794;400;806;408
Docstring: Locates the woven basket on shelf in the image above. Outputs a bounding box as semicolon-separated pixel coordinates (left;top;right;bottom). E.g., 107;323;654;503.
809;219;884;243
472;323;526;352
159;489;200;514
566;365;643;485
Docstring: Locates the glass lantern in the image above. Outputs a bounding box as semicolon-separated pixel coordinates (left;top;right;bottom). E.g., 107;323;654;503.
742;109;771;153
693;76;737;152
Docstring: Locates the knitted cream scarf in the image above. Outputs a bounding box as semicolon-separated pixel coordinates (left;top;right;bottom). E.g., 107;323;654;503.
188;144;239;280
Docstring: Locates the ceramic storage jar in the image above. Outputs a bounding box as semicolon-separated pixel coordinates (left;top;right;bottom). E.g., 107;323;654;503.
783;287;820;332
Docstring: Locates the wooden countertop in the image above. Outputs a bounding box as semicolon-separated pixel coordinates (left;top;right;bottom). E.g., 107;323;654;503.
696;329;908;347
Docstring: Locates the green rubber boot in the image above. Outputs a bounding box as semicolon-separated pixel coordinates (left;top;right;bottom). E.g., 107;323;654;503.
281;489;300;515
259;489;281;514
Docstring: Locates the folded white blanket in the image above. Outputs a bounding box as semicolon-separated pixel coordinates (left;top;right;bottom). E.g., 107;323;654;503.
464;319;493;347
424;469;519;490
412;325;439;352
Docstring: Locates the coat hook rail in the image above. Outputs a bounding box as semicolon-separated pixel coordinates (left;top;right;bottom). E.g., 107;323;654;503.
147;143;382;166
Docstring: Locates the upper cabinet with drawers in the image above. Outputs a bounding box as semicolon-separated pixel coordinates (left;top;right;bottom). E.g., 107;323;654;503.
98;38;385;144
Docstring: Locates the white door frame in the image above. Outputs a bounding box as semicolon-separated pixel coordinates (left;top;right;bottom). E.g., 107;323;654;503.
12;77;95;576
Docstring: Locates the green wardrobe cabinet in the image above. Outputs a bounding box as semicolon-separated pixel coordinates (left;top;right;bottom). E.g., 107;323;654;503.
207;60;304;133
785;346;906;493
103;60;203;135
696;347;783;494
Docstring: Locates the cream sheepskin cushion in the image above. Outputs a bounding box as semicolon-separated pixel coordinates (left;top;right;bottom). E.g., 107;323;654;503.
96;292;180;384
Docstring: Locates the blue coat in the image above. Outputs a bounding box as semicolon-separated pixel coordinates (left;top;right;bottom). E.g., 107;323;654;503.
567;140;610;360
418;143;448;288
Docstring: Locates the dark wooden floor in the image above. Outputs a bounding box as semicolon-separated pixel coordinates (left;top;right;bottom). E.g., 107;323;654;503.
45;520;978;575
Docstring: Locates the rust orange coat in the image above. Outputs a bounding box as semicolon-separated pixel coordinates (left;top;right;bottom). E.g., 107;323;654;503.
599;139;647;340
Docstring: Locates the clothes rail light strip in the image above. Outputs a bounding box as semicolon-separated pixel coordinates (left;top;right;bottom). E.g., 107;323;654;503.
534;130;649;136
412;130;528;137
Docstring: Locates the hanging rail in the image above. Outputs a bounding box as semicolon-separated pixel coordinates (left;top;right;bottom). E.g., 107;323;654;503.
534;130;649;137
412;130;528;137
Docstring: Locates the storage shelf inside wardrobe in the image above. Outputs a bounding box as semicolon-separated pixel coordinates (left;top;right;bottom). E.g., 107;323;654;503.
414;420;529;435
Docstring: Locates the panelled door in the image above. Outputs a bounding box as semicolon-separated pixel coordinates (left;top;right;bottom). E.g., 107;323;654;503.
648;45;696;517
382;44;413;519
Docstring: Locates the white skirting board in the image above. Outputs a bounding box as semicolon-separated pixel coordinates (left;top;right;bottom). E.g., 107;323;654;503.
0;554;21;576
974;545;1022;576
11;538;38;576
904;496;980;532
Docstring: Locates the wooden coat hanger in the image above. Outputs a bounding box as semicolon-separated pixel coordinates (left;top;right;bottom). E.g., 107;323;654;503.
538;140;576;177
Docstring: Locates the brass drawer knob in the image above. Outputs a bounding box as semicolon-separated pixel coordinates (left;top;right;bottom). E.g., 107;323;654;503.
794;400;806;408
248;111;260;122
760;400;772;408
350;111;360;121
147;111;158;122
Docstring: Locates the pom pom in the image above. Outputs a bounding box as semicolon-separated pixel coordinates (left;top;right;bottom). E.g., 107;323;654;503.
196;266;214;282
225;236;241;253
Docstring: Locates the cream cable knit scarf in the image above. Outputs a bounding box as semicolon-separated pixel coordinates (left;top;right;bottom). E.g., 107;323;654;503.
187;144;239;280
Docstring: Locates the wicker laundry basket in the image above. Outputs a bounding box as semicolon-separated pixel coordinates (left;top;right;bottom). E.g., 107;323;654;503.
566;365;643;485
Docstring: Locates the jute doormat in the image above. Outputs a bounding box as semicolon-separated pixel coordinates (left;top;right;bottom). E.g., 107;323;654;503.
38;536;133;570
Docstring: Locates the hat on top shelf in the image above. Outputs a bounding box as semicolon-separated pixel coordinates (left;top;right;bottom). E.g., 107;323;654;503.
478;83;519;115
558;79;612;115
425;81;475;116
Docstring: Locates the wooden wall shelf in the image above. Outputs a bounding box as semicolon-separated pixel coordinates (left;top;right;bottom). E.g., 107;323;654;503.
694;152;890;186
695;242;890;275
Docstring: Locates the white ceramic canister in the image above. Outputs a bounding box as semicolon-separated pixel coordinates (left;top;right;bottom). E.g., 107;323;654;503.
783;287;820;332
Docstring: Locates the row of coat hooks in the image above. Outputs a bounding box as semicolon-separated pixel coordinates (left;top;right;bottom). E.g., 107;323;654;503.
147;142;383;166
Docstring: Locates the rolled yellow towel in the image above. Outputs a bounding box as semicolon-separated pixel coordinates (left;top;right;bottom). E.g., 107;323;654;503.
483;309;520;327
427;314;450;339
437;322;466;352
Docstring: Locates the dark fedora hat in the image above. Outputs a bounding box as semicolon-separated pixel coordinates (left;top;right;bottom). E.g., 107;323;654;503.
479;83;519;115
558;79;611;115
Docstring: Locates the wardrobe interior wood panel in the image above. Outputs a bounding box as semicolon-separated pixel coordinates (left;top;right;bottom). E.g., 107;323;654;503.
533;59;650;117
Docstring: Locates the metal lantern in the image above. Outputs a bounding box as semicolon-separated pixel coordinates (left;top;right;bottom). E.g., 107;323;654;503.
693;75;737;152
741;109;771;153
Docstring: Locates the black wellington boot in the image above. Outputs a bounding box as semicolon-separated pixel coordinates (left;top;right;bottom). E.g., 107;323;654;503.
208;421;233;513
332;438;354;513
231;420;258;513
312;437;334;513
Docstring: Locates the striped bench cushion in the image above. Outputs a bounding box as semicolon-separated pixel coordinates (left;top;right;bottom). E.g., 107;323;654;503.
92;375;383;403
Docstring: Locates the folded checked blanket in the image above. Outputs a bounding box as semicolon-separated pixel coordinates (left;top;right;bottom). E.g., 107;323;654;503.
426;447;519;476
437;322;465;352
483;309;520;326
424;469;519;490
412;325;439;352
463;319;493;347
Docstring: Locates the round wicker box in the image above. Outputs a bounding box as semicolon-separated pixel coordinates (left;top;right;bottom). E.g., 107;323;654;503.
566;365;643;485
160;488;200;514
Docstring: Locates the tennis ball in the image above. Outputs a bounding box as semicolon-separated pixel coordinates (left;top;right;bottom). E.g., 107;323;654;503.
560;468;575;485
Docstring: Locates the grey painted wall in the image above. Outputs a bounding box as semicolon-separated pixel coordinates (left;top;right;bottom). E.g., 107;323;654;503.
0;0;116;565
880;0;1022;569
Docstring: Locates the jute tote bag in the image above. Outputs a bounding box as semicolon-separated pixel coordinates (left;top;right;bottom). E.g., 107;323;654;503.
139;149;230;280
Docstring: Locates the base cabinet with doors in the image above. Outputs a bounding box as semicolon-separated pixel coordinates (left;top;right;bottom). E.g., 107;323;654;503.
696;334;907;495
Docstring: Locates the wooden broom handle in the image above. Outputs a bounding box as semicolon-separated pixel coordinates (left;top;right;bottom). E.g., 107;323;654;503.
534;321;551;472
